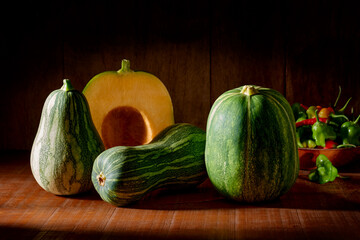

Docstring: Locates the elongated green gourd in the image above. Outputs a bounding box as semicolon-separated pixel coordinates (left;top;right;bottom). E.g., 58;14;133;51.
205;85;299;202
31;79;104;195
92;123;207;207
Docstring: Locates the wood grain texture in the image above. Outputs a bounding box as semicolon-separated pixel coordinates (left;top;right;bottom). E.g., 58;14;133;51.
210;0;286;102
0;151;360;240
0;2;64;150
285;0;360;113
0;0;359;150
63;0;210;130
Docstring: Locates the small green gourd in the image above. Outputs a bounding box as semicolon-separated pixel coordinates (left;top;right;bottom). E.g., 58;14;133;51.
31;79;104;195
92;123;207;207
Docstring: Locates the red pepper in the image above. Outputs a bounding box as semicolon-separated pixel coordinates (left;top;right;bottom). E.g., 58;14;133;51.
300;104;309;110
324;140;338;149
296;117;328;127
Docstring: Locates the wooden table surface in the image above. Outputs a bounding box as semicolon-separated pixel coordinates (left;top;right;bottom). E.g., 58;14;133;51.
0;151;359;240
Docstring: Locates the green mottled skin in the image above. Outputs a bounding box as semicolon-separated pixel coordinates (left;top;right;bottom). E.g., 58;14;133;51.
30;80;104;195
205;86;299;202
92;123;207;207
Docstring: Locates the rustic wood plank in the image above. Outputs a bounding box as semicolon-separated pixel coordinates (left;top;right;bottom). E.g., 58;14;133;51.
210;0;286;103
285;0;360;113
1;151;360;240
234;208;303;239
1;0;360;151
297;209;360;239
0;2;64;150
62;0;210;130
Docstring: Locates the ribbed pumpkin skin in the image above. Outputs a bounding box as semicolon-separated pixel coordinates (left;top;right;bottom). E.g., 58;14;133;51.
205;85;299;202
92;123;207;207
31;80;104;195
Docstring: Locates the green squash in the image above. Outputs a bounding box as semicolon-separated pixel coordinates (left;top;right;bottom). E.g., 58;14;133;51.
31;79;104;195
205;85;299;202
92;123;207;207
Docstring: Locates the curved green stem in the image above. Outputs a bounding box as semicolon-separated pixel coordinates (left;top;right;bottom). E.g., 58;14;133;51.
337;174;350;179
338;97;352;113
353;114;360;125
330;113;349;122
333;86;341;108
337;144;356;148
314;109;320;122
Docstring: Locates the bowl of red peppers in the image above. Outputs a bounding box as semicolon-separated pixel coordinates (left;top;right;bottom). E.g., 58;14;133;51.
292;87;360;170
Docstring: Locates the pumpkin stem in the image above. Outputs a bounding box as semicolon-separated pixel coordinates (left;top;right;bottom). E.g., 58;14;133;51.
61;79;75;91
97;172;106;186
117;59;134;74
240;85;259;96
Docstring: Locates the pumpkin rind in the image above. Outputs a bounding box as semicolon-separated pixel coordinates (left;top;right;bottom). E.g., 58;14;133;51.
205;85;299;202
91;123;207;207
31;79;104;195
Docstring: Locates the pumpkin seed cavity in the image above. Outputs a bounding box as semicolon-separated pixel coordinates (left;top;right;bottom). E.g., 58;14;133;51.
101;106;149;148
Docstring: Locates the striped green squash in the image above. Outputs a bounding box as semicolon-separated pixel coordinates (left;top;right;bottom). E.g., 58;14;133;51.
205;85;299;202
92;123;207;207
31;79;104;195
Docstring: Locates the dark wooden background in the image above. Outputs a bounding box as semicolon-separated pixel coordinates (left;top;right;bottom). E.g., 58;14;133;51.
1;0;359;151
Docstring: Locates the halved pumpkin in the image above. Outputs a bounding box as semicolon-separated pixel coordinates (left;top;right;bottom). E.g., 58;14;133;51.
83;59;174;149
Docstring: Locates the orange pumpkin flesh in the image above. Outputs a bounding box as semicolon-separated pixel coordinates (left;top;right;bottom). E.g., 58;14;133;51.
83;59;174;149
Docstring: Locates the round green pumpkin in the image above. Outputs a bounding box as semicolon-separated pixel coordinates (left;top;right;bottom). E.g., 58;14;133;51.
205;85;299;202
